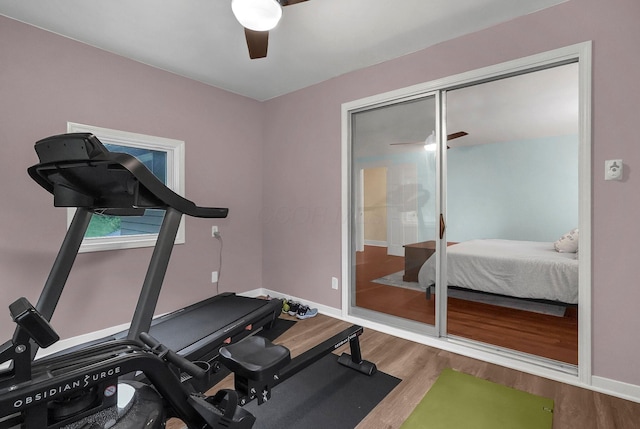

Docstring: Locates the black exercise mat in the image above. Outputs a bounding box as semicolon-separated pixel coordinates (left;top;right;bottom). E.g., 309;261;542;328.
243;353;401;429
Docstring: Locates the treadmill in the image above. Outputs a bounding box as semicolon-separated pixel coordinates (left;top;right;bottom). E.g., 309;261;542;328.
24;132;282;384
1;132;376;429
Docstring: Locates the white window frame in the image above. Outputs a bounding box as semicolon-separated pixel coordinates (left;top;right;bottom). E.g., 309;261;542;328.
67;122;186;253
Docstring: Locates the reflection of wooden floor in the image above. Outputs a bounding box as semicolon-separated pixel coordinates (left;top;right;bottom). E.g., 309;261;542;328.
355;245;578;365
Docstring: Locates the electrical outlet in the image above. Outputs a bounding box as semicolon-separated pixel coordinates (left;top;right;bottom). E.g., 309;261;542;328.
331;277;339;290
212;226;219;237
211;271;218;283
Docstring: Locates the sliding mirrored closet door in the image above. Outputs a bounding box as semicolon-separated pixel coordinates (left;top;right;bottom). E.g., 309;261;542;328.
443;63;580;365
350;93;441;334
348;63;581;367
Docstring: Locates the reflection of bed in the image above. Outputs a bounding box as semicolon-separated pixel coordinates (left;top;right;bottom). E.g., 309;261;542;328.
417;239;579;304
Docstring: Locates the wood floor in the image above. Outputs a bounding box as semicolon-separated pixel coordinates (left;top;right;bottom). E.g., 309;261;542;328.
169;314;640;429
356;245;578;364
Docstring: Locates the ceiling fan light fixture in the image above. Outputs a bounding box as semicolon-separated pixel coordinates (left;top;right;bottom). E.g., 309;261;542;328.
424;131;436;151
232;0;283;31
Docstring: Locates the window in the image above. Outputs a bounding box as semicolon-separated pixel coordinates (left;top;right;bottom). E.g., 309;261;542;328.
67;122;185;252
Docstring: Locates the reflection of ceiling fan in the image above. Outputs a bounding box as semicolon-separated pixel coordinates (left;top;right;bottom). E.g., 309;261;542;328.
232;0;309;59
391;131;468;150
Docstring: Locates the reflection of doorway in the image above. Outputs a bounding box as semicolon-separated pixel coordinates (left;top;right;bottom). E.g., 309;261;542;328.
362;164;420;255
363;167;388;248
386;164;418;256
352;93;439;335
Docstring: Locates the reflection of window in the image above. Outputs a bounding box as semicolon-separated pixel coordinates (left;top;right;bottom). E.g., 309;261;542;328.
67;123;185;253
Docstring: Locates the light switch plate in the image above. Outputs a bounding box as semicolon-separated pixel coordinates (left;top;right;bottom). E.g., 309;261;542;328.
605;159;623;181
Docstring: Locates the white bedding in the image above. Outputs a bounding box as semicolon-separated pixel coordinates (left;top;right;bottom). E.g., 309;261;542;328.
418;239;579;304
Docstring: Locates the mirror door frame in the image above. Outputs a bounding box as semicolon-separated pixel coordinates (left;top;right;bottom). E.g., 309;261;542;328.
347;90;442;338
342;41;592;384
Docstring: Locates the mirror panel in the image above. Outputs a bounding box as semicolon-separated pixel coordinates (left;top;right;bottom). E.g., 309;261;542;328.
351;94;439;331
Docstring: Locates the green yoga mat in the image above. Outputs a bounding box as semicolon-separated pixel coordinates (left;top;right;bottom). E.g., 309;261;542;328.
401;368;554;429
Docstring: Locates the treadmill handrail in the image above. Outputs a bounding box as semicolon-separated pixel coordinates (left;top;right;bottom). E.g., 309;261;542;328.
21;133;228;360
27;133;228;219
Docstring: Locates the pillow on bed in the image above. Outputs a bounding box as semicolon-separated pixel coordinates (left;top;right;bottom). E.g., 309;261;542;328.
554;228;579;253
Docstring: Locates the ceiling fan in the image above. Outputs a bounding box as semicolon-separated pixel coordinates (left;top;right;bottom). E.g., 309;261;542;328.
231;0;309;59
391;131;468;150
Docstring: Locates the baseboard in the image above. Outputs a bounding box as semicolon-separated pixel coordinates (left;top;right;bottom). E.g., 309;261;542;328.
245;288;342;318
364;240;387;247
591;375;640;404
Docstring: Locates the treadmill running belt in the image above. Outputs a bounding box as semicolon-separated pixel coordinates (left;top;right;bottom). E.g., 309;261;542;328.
148;294;271;353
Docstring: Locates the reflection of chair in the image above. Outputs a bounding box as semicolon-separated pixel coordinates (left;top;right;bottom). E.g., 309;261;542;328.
389;183;430;210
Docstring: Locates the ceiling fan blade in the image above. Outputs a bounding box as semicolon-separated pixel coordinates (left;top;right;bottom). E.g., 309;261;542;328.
391;131;468;147
447;131;468;140
245;28;269;59
240;0;309;59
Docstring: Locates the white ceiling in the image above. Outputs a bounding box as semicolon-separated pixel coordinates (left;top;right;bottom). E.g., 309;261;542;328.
352;62;579;158
0;0;567;101
446;63;579;146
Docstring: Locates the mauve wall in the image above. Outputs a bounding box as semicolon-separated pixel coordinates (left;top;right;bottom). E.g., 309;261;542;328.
0;16;264;340
2;0;640;389
262;0;640;386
